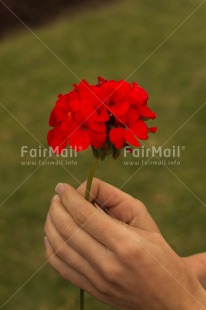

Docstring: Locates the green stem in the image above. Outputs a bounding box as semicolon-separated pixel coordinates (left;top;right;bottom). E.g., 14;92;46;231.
80;289;84;310
80;157;99;310
85;157;99;201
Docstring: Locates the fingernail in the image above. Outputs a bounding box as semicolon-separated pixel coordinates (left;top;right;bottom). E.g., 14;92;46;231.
51;194;59;203
55;183;64;195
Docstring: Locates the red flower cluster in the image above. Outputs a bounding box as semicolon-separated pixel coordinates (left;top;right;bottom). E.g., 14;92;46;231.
47;77;157;159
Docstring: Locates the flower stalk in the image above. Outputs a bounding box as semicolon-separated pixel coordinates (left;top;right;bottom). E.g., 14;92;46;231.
80;157;99;310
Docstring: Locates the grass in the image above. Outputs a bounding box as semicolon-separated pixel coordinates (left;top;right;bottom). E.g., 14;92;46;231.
0;0;206;309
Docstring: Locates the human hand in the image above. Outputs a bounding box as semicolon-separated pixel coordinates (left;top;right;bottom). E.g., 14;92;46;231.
44;180;206;309
77;178;160;233
79;179;206;291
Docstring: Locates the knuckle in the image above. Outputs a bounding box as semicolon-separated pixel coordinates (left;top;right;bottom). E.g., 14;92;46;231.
61;221;74;239
116;241;141;261
116;246;129;260
100;260;121;284
76;208;89;226
101;261;112;278
134;198;146;211
59;268;69;281
55;243;68;260
97;280;110;295
106;267;121;284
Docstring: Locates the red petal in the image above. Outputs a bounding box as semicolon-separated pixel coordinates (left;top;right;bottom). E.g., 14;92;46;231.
47;127;67;154
109;128;125;149
60;120;78;138
96;107;110;122
128;89;144;106
112;80;131;102
69;99;80;112
49;105;67;126
132;82;148;101
101;80;118;102
68;130;90;151
138;105;156;119
98;76;107;84
56;93;71;106
79;99;97;122
88;121;106;133
126;107;139;126
148;126;157;133
88;130;107;148
124;130;141;147
131;120;148;140
68;89;79;102
108;100;129;117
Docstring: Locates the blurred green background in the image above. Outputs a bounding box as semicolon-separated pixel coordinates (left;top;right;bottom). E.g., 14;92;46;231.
0;0;205;309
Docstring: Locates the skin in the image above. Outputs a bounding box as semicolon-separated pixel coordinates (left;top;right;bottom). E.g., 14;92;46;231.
44;178;206;310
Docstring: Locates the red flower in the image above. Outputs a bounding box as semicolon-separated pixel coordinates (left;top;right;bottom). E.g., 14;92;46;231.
109;107;149;148
128;82;156;119
60;112;106;152
100;79;131;117
47;82;107;152
47;126;67;154
47;77;157;158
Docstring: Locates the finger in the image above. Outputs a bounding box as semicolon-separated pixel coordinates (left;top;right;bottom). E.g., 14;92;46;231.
46;203;113;277
77;178;132;208
45;214;94;278
77;178;160;232
44;236;99;296
55;183;131;250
